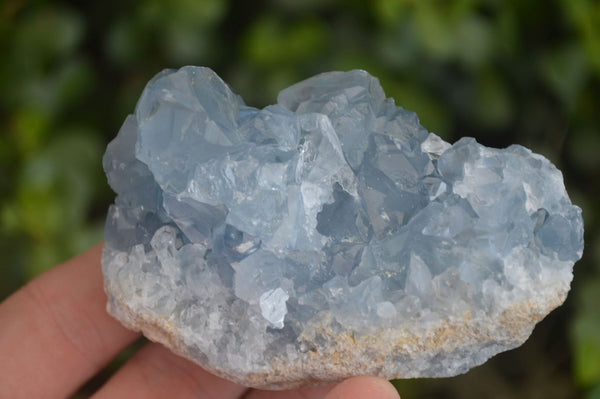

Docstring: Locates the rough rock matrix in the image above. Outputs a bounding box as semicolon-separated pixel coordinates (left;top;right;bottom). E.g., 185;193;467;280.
102;66;584;389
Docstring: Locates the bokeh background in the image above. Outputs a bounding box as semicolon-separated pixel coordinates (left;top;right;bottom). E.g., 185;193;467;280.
1;0;599;397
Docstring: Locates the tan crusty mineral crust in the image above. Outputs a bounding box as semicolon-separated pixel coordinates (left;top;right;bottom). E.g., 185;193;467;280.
105;281;567;390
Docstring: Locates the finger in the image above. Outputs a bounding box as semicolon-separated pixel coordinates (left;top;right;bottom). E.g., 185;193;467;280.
323;376;401;399
0;243;139;399
242;383;333;399
240;376;400;399
92;342;249;399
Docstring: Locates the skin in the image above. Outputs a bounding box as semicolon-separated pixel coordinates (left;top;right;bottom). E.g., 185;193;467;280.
0;243;401;399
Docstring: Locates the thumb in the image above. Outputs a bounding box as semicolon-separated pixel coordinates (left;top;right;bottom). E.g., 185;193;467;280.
324;376;401;399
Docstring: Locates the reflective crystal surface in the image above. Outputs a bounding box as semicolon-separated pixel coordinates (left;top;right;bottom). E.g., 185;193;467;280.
102;66;584;389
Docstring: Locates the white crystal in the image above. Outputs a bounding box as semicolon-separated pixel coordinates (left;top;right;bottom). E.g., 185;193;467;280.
259;287;289;329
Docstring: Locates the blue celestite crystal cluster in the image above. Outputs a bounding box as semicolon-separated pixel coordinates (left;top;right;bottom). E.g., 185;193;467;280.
102;66;584;388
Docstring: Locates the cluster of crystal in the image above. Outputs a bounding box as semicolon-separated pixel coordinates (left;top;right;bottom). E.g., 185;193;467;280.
102;66;584;389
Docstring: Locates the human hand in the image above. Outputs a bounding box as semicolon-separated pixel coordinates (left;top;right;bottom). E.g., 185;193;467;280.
0;243;401;399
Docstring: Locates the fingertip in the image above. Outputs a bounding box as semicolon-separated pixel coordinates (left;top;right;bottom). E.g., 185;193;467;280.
324;376;400;399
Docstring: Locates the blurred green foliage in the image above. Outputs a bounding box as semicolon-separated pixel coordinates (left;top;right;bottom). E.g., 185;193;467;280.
1;0;599;397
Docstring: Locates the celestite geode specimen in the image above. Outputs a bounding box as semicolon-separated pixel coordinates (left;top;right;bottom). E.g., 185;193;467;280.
102;66;584;389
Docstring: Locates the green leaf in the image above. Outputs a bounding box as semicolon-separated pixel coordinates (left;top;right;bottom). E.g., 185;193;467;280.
370;0;406;27
572;277;600;386
455;14;493;67
12;7;83;62
561;0;600;75
472;71;513;128
586;384;600;399
243;15;329;67
14;130;103;240
12;106;52;157
413;3;457;61
540;43;588;111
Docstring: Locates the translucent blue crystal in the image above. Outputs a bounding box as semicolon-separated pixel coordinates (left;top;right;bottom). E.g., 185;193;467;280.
102;66;584;389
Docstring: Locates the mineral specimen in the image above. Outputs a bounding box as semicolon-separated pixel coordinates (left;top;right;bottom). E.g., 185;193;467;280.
102;66;584;389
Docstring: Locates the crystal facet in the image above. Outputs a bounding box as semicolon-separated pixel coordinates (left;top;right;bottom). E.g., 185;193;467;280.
102;66;584;389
